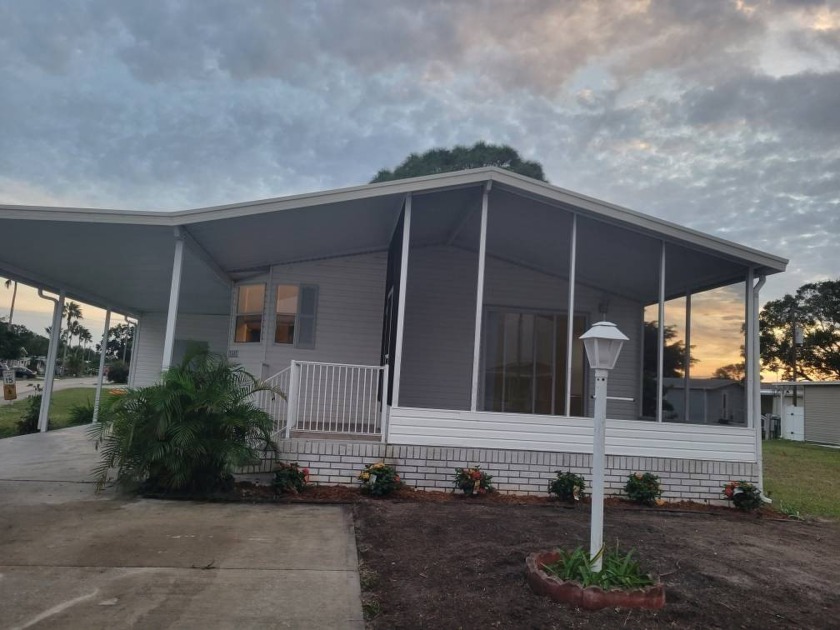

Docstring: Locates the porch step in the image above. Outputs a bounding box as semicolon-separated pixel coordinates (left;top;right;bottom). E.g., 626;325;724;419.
289;430;381;442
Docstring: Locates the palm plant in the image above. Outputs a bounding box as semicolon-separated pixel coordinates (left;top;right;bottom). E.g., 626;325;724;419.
3;277;17;325
89;350;279;494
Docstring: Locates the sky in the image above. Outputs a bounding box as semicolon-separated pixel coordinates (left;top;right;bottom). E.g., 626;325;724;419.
1;0;838;376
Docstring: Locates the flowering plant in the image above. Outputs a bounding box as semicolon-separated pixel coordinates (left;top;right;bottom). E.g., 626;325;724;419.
454;466;494;496
723;480;763;511
358;462;402;496
625;472;662;505
548;471;586;502
273;462;309;494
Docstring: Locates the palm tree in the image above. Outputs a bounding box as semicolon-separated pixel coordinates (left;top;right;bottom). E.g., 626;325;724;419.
61;302;83;370
78;327;93;362
3;278;17;325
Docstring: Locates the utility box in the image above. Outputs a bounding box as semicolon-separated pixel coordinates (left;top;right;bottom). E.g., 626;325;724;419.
781;406;805;441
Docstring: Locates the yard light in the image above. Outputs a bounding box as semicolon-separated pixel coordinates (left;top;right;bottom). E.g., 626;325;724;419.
580;321;628;572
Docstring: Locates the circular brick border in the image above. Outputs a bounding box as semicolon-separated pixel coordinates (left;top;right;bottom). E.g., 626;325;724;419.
525;551;665;610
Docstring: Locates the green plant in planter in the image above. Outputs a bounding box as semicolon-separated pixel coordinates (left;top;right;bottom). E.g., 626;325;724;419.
273;462;309;494
454;465;494;496
625;472;662;505
89;350;277;494
723;480;763;511
358;462;402;496
548;471;586;502
543;545;655;590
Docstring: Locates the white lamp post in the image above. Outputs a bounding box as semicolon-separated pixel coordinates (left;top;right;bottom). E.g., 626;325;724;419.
580;320;628;571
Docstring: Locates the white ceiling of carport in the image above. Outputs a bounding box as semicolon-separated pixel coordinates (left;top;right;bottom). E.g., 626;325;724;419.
0;219;231;315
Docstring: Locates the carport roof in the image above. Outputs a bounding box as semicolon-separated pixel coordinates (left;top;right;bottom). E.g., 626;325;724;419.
0;167;788;315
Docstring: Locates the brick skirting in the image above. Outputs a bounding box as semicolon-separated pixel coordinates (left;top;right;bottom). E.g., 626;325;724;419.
256;439;759;503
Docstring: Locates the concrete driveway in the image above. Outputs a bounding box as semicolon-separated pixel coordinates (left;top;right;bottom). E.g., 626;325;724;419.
0;427;364;629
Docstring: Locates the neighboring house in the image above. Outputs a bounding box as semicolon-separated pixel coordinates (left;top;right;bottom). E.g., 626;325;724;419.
662;378;746;425
762;382;840;445
0;167;788;501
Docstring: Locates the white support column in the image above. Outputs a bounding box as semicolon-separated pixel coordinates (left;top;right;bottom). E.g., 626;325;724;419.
565;214;578;416
391;195;411;408
745;269;755;428
683;290;691;423
656;242;666;423
589;367;608;570
126;317;139;387
38;289;65;433
753;276;766;485
162;229;185;370
92;309;112;423
470;183;490;412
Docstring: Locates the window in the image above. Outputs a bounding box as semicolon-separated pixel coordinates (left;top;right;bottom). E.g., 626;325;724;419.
483;309;586;416
274;284;319;348
275;285;299;344
234;284;265;343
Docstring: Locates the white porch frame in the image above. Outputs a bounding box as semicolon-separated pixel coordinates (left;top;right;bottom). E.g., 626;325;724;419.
92;308;111;423
37;289;65;432
391;194;411;407
470;183;490;411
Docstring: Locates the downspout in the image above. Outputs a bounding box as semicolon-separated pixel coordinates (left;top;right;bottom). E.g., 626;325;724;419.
752;274;768;498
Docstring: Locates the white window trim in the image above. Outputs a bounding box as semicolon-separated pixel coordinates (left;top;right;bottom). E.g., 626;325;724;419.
271;282;319;350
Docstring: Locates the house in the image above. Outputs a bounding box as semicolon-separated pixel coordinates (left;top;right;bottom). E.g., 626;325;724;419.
662;378;746;425
762;382;840;445
0;168;788;501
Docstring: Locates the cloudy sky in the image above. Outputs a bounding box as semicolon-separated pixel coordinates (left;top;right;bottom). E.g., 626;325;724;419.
1;0;838;375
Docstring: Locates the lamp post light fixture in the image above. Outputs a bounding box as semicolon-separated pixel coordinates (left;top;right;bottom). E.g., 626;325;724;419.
580;320;628;571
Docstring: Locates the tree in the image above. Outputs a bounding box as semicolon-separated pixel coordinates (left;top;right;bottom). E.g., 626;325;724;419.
713;363;745;381
0;321;50;360
641;321;696;417
760;280;840;380
103;323;135;363
3;277;17;325
60;301;83;369
371;141;547;183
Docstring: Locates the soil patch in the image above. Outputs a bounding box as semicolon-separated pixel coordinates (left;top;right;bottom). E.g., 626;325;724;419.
354;501;840;629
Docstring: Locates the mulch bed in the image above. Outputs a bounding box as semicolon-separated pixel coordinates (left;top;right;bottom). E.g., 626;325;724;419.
354;500;840;629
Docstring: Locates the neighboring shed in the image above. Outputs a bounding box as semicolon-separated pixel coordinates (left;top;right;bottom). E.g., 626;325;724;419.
804;384;840;445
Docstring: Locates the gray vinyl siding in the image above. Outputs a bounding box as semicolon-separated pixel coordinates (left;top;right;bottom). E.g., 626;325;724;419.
804;385;840;445
131;313;230;387
399;245;642;419
229;252;387;379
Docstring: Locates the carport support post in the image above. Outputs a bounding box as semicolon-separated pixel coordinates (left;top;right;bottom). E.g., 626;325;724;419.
38;289;65;433
162;228;185;371
565;214;577;416
683;290;691;422
470;182;490;412
656;242;666;422
92;309;111;423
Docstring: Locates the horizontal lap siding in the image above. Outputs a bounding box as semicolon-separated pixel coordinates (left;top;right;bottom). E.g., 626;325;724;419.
804;386;840;445
255;253;387;376
399;246;643;419
131;313;230;387
388;407;757;462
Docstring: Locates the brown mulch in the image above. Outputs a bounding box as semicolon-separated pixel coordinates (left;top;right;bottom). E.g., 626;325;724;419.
353;500;840;630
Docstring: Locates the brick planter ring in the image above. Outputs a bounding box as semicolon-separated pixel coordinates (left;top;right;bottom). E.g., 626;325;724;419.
525;551;665;610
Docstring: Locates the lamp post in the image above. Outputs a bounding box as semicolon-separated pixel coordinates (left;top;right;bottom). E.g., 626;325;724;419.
580;320;628;571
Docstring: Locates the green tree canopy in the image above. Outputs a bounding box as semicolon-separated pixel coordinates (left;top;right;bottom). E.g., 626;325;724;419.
0;321;50;360
371;142;547;183
760;280;840;380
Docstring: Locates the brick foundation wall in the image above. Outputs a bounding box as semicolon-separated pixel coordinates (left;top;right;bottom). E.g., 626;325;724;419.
259;439;760;503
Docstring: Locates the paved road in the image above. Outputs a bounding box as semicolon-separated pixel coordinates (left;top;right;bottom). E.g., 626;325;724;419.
0;427;364;629
0;377;100;407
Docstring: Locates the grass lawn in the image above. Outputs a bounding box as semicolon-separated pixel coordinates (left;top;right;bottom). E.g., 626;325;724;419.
0;388;96;439
764;439;840;518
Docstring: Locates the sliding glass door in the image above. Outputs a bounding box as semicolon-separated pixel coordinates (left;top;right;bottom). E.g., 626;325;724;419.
483;309;586;416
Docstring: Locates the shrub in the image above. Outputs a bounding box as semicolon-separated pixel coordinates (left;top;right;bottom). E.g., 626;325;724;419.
106;361;130;384
724;480;763;511
625;472;662;505
274;462;309;494
89;350;277;494
454;465;494;496
542;545;655;590
16;394;41;435
548;471;586;502
67;400;95;426
358;462;402;496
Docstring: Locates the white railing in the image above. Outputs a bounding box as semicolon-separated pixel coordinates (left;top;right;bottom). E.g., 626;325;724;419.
255;366;291;436
289;361;388;437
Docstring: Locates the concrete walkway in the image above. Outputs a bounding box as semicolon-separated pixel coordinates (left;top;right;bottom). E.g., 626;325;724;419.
0;427;364;629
